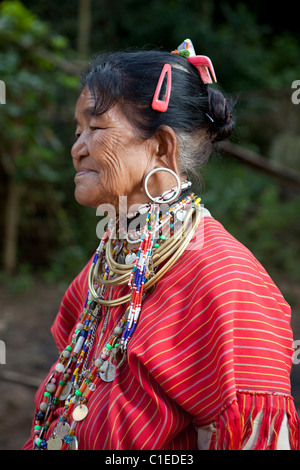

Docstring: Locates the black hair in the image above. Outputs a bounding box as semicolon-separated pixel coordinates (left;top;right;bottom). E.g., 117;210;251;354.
80;49;235;180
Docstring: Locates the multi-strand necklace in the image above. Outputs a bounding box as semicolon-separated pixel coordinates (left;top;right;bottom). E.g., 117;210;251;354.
31;186;202;450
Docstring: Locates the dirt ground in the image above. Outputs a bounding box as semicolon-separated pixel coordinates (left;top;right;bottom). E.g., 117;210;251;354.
0;276;299;450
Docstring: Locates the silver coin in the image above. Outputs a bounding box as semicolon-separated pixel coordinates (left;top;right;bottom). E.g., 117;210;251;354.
47;434;62;451
176;209;186;222
69;435;78;450
100;361;116;382
55;422;71;440
125;252;137;265
72;404;89;422
59;381;72;401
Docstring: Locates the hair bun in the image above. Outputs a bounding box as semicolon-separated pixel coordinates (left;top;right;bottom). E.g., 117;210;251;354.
207;88;235;143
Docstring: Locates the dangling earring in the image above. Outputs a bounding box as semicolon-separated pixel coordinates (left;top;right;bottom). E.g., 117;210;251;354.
120;168;180;353
143;167;181;204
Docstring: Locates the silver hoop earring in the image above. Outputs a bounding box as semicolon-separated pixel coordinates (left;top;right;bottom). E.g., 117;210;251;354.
144;167;181;204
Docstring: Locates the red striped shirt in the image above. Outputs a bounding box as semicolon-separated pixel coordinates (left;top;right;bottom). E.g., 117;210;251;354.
23;216;298;450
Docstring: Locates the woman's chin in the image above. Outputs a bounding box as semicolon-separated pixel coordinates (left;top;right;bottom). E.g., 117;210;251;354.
74;186;98;208
74;186;118;211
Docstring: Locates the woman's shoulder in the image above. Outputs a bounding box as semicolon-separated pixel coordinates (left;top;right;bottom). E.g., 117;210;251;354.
165;213;290;316
184;213;263;275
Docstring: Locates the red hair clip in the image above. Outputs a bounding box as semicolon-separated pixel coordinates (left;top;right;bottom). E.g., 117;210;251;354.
187;55;217;84
172;39;217;84
152;64;172;112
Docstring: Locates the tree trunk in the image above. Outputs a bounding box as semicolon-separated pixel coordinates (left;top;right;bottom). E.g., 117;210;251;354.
3;180;23;274
78;0;91;60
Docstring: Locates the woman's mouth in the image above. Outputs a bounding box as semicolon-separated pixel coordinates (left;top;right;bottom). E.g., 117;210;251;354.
75;169;95;178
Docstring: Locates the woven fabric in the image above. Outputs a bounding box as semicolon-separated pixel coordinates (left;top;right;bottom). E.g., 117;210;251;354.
23;216;299;450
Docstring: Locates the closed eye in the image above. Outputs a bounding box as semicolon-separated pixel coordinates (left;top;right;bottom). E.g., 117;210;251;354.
90;126;105;132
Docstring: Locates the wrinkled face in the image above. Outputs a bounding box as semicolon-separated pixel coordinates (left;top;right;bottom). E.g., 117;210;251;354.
71;87;154;210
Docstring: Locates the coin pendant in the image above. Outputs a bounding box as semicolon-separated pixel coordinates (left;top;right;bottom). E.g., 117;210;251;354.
55;422;71;440
59;381;72;401
100;361;116;382
176;209;186;222
125;252;137;265
72;404;89;422
47;434;62;451
69;435;78;451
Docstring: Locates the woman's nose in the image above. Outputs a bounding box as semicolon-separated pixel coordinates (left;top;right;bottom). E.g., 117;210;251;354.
71;134;89;161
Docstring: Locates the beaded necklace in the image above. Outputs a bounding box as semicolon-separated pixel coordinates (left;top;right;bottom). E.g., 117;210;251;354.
32;189;202;450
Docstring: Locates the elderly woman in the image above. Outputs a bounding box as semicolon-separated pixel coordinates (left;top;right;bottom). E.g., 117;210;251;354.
23;40;299;451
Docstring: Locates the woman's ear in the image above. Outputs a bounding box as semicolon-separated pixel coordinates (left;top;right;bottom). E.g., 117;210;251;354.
143;125;182;201
152;125;180;175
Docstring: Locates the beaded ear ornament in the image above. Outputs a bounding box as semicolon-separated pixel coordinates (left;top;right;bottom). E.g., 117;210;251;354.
171;38;217;84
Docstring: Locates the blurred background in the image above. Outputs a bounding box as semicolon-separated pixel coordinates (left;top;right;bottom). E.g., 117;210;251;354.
0;0;299;450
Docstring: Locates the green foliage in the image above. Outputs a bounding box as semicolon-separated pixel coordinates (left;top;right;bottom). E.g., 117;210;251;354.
0;1;92;281
0;0;68;49
0;0;299;285
202;157;300;281
0;1;77;179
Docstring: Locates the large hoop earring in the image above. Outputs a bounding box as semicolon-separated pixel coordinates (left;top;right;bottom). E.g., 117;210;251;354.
144;167;181;204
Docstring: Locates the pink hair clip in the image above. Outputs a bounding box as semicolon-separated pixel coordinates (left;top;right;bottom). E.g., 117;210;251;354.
172;39;217;84
152;64;172;112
